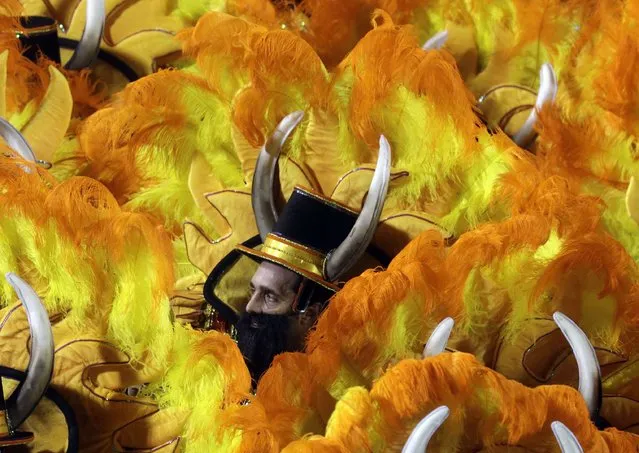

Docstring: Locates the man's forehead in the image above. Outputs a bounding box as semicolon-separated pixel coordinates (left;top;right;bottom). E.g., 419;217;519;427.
251;262;300;287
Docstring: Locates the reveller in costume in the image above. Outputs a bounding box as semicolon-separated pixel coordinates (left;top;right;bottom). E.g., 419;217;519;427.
204;111;392;383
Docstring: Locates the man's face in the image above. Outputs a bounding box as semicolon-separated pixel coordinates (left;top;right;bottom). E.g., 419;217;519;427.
245;261;301;315
236;261;303;384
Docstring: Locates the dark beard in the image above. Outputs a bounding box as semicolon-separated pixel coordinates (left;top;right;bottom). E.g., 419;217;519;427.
235;313;292;385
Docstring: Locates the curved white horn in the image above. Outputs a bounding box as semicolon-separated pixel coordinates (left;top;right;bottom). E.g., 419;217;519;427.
512;63;557;148
402;406;449;453
324;135;391;281
422;30;449;50
0;118;36;162
551;421;584;453
64;0;105;69
553;312;602;421
252;111;305;241
4;273;54;431
423;317;454;358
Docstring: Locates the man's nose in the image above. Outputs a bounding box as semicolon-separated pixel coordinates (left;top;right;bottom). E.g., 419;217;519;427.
245;292;262;313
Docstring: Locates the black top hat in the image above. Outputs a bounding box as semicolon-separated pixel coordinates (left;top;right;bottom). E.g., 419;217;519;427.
16;16;62;64
236;186;360;291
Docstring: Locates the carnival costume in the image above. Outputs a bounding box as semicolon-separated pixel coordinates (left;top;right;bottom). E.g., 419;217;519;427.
1;0;639;451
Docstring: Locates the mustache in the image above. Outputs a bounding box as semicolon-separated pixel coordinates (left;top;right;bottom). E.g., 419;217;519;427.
235;313;291;384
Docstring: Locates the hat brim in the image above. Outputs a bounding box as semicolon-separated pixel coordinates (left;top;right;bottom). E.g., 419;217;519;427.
236;244;340;292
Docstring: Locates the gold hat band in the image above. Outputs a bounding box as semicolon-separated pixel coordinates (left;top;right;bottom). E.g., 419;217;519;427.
12;17;59;37
261;234;326;279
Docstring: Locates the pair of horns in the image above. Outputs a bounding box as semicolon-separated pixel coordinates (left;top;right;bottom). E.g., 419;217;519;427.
60;0;105;70
251;111;391;281
403;410;586;452
426;313;601;418
407;311;601;451
3;273;54;433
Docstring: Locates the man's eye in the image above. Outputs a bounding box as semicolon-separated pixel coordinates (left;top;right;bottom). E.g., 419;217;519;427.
265;293;276;304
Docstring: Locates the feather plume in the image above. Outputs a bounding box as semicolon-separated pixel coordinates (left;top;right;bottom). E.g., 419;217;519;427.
148;323;253;452
330;354;639;451
0;155;175;363
307;229;455;397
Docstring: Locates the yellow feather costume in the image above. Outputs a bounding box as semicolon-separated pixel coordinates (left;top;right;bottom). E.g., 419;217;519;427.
0;148;257;451
3;1;639;451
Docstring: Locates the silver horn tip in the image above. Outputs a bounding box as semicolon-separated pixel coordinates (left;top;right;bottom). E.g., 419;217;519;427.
264;110;305;154
5;272;21;289
552;311;602;422
423;317;455;358
551;421;584;453
422;30;449;50
289;110;305;123
537;62;558;107
402;406;450;453
378;135;391;161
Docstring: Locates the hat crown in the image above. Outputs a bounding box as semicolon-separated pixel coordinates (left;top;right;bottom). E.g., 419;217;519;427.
270;187;358;255
18;16;62;64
